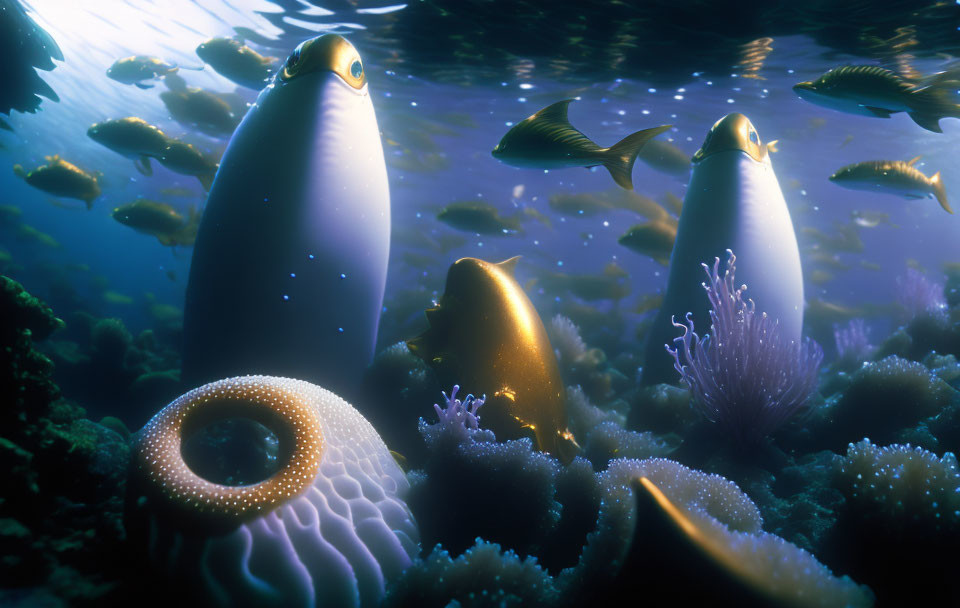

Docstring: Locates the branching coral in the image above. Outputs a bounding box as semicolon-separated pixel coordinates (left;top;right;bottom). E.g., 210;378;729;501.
833;318;873;371
897;267;947;323
667;251;823;444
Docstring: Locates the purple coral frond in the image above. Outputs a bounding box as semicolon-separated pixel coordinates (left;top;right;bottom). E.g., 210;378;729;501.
896;267;947;323
434;384;486;431
833;319;873;368
666;250;823;444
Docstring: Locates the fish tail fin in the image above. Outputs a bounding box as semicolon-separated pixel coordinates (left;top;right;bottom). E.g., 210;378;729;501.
908;111;945;133
602;125;672;190
135;156;153;176
198;173;215;192
931;172;952;214
12;164;25;178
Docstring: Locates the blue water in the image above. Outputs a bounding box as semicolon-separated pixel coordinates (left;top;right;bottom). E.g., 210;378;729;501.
2;1;958;345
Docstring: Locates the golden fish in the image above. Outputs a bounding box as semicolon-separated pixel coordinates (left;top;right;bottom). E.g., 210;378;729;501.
407;257;578;463
829;156;951;214
13;155;101;209
195;37;277;90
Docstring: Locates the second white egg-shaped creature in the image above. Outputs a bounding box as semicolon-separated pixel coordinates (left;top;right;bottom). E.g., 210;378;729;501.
641;113;804;386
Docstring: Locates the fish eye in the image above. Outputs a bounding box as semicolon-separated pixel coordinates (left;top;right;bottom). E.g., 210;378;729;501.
748;128;759;145
350;60;363;79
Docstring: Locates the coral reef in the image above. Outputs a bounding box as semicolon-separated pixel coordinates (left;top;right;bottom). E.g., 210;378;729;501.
385;540;559;608
0;276;132;607
610;476;873;607
667;252;823;444
360;341;442;465
45;312;181;428
826;440;960;603
897;267;947;324
814;356;958;449
833;318;873;372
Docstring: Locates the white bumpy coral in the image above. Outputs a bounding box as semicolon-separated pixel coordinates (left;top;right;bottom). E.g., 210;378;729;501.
130;375;420;608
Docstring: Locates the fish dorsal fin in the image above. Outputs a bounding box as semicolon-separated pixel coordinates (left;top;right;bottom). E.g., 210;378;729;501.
907;155;921;166
497;255;522;275
533;99;575;125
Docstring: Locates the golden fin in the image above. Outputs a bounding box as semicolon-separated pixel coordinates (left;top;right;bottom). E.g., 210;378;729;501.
930;172;952;214
12;164;25;178
497;255;522;275
907;155;922;166
765;139;779;154
523;277;538;291
602;125;672;190
532;99;575;124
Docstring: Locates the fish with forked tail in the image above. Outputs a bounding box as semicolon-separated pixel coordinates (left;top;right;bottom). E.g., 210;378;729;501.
829;156;950;214
793;65;960;133
492;99;671;190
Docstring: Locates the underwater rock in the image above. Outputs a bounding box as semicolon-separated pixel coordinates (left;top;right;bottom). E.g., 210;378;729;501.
409;257;578;462
127;375;419;608
827;440;960;603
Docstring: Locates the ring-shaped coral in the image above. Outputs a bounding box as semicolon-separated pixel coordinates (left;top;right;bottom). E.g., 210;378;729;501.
137;376;325;521
128;375;420;608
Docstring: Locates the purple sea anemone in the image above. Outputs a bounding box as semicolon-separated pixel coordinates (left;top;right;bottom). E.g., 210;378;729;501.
833;318;874;369
666;251;823;444
896;267;947;323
